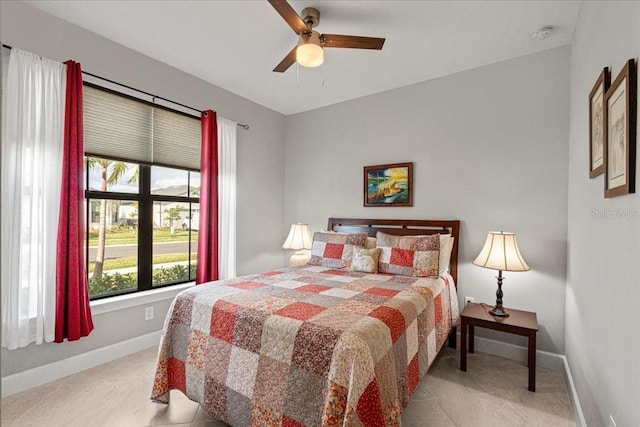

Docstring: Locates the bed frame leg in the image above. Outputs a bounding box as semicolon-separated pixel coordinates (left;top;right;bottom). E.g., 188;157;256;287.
448;326;457;349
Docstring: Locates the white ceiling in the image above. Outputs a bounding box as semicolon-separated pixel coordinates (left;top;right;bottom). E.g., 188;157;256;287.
24;0;581;116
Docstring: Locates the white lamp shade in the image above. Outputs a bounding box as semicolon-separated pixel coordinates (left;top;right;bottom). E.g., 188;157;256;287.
296;31;324;68
473;231;529;272
282;223;313;250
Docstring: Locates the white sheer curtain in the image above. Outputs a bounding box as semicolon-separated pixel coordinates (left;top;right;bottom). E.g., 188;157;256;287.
217;117;237;279
1;48;66;349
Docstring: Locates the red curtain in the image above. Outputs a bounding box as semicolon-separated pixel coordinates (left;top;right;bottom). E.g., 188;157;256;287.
196;110;219;284
55;60;94;342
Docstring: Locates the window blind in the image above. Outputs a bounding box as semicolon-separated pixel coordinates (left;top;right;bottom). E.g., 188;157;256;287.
83;85;201;170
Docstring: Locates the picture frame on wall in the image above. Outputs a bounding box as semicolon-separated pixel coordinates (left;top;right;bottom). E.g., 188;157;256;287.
589;67;610;178
364;162;413;207
604;59;637;198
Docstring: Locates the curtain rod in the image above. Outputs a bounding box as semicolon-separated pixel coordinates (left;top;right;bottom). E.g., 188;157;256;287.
2;43;250;130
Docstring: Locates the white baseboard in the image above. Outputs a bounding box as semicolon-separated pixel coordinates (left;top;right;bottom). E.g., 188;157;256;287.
2;330;162;397
561;354;587;427
456;332;585;426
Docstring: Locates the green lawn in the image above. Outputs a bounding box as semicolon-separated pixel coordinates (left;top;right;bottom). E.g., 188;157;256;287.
88;228;198;246
88;252;197;273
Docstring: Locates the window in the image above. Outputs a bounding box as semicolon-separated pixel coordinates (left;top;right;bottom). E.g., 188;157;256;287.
83;84;201;299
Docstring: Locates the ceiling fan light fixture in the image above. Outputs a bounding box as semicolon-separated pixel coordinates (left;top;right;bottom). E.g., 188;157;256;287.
296;31;323;67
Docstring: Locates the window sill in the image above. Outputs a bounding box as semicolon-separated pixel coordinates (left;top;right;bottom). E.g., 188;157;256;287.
90;282;194;315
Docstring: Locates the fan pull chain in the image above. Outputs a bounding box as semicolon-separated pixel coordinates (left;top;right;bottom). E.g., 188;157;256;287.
321;62;325;87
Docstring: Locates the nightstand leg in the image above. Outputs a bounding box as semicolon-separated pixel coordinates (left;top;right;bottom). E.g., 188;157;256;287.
469;325;475;353
528;332;536;392
460;319;467;371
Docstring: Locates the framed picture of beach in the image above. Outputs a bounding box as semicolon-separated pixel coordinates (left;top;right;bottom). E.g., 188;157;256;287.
604;59;636;198
363;162;413;207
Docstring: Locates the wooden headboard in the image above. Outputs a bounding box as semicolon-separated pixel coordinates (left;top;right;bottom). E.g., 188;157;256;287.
327;218;460;286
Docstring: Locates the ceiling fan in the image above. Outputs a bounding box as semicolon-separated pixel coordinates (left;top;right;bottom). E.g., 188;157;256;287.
267;0;386;72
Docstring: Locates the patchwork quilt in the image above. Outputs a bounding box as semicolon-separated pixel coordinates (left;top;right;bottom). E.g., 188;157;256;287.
151;266;459;427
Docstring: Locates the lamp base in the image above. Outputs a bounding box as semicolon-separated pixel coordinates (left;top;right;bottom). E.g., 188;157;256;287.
289;251;310;267
489;305;510;317
489;270;509;317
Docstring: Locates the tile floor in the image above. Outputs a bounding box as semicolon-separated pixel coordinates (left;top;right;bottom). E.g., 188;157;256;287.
1;346;575;426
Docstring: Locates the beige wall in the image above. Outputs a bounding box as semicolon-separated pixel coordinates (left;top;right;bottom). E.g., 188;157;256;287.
284;47;570;355
567;2;640;426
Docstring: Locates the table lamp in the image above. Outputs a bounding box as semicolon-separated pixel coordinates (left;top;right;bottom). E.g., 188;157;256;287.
282;223;313;267
473;231;529;317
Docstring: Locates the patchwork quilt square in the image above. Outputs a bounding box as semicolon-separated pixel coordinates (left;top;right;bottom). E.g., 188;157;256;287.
225;387;253;427
292;323;342;377
209;300;240;343
202;376;226;418
205;337;232;384
186;363;205;404
320;287;360;299
252;355;290;410
275;301;326;321
232;308;268;353
259;315;303;364
171;295;194;326
283;366;326;426
226;346;259;398
370;305;406;343
390;247;414;267
296;284;332;293
323;242;344;259
365;287;401;298
187;329;208;371
230;281;267;290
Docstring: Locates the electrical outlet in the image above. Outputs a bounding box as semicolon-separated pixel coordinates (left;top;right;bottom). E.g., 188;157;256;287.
609;415;616;427
464;296;474;306
144;306;154;321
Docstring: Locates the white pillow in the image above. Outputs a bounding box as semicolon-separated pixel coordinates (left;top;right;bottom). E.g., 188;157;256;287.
439;235;455;275
350;247;382;273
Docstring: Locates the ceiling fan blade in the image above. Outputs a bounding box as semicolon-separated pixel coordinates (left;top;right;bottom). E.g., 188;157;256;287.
267;0;309;35
322;34;385;50
273;46;297;72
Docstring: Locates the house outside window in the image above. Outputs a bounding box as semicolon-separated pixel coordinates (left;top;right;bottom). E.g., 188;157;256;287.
83;84;201;299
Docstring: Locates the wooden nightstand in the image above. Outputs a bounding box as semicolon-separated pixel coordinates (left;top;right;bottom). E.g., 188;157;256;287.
460;302;538;391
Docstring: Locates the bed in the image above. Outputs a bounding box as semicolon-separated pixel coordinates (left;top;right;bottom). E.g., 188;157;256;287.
151;218;460;426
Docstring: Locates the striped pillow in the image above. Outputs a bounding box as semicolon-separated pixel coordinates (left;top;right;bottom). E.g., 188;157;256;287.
376;232;440;277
